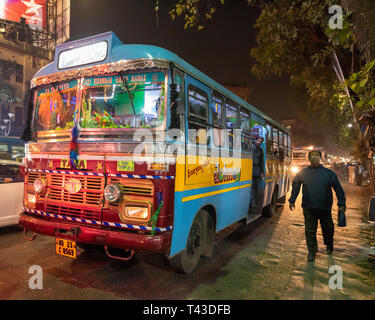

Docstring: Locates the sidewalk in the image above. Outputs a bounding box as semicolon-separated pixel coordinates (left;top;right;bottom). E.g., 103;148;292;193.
187;183;375;299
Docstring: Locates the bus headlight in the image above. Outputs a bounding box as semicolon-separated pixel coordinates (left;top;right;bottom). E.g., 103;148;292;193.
33;178;47;194
26;193;36;205
125;206;149;220
291;166;299;174
104;183;122;203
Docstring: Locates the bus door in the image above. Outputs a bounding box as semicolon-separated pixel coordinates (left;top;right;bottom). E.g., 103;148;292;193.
250;114;267;215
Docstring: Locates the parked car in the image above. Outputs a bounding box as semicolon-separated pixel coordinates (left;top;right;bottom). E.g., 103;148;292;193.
0;137;25;227
0;136;25;162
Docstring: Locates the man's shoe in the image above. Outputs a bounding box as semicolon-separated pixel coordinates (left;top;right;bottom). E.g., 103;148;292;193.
308;253;316;261
326;245;334;255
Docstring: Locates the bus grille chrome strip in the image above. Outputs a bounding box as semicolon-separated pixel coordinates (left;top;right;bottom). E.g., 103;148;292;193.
26;169;175;179
24;208;172;233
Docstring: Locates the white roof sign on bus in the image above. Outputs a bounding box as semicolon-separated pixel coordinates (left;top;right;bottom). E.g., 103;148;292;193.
58;41;108;69
55;31;123;70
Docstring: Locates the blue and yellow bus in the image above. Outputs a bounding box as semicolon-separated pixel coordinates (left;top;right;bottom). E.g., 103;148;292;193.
20;32;291;273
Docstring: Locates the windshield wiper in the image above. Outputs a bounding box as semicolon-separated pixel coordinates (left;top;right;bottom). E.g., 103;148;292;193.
51;81;65;101
119;71;136;115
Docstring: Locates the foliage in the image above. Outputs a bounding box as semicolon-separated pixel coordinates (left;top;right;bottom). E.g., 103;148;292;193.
164;0;375;150
165;0;224;30
333;59;375;112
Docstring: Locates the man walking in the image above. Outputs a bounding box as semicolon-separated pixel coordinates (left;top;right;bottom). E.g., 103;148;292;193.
289;150;346;261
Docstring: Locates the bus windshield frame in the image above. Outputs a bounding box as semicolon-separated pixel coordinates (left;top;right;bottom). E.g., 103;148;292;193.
33;69;169;138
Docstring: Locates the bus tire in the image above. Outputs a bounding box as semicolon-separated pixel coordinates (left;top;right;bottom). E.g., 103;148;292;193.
278;195;286;204
169;211;205;274
202;211;215;258
262;187;278;218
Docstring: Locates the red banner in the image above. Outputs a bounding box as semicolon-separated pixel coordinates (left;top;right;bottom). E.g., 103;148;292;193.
0;0;46;29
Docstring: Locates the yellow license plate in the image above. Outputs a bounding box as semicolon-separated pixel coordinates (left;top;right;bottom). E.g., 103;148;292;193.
117;161;134;172
56;238;77;259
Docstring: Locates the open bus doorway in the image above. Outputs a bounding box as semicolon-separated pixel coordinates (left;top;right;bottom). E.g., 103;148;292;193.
249;125;267;218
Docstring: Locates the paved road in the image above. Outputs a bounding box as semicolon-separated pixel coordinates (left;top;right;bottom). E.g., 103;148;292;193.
0;183;374;299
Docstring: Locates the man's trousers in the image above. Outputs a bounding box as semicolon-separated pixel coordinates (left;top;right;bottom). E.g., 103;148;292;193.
303;208;334;254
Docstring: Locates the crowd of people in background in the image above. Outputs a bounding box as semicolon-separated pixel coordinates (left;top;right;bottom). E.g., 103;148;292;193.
332;161;366;186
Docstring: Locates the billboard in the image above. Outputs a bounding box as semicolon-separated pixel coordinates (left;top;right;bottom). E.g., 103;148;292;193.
0;0;47;29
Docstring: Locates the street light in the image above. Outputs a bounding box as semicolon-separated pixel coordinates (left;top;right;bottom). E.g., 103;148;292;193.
348;123;353;128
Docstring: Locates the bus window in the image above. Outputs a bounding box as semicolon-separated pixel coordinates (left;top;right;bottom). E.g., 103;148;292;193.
188;86;208;145
225;102;238;149
212;94;223;126
272;128;278;154
266;123;272;154
278;131;284;149
283;134;289;157
278;131;285;161
240;109;251;152
225;102;237;129
188;87;208;122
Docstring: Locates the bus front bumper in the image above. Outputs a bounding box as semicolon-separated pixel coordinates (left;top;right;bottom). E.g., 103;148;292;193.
19;212;171;252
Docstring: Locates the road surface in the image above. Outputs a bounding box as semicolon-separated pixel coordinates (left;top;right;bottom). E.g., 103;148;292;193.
0;183;374;299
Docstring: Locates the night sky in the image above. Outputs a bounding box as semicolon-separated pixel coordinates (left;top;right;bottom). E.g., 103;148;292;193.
70;0;342;154
71;0;293;120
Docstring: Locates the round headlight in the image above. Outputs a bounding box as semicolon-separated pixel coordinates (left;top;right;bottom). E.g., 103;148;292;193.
104;183;122;203
33;178;46;194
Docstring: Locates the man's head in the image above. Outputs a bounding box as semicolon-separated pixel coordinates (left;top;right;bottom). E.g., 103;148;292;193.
254;136;264;146
308;150;322;167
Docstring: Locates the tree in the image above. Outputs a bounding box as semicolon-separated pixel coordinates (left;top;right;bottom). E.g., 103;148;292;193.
164;0;375;149
165;0;225;30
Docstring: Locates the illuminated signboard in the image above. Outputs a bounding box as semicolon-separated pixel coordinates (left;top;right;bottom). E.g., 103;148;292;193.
58;41;108;69
0;0;47;29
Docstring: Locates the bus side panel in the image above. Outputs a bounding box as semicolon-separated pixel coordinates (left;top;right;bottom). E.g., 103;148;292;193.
169;156;252;257
170;184;251;257
263;179;274;208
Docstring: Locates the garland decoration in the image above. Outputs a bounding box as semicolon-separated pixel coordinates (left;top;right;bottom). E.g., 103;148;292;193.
151;191;164;236
151;201;164;236
69;109;79;169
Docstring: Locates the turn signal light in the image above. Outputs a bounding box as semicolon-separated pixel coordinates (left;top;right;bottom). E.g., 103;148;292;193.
149;163;168;171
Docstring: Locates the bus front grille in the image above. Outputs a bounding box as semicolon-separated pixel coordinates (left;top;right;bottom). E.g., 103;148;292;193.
48;174;104;205
46;204;101;221
27;172;104;206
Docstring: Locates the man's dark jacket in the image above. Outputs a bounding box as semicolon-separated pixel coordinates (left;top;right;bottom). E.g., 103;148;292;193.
289;165;346;211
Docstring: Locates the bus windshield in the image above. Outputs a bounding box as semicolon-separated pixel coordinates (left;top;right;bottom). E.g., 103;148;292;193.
80;72;165;129
293;152;307;160
35;79;78;131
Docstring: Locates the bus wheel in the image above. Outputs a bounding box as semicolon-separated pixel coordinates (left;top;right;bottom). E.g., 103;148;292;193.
169;211;205;274
263;187;278;218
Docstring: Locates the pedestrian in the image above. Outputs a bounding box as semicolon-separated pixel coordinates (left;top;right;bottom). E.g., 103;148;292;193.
289;150;346;261
251;135;264;214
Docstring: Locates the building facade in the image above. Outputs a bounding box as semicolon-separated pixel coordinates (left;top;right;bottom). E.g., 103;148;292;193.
0;33;52;136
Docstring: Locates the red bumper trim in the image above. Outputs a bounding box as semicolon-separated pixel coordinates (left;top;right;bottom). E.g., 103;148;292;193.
19;213;171;252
